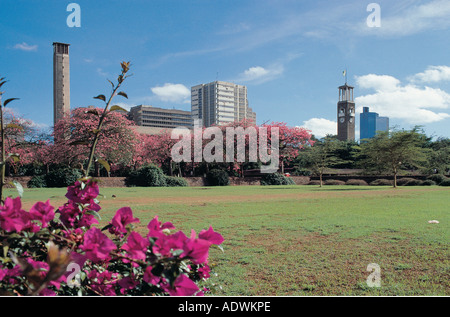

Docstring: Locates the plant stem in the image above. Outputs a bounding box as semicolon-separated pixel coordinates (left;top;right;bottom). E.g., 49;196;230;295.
84;85;121;178
0;101;5;203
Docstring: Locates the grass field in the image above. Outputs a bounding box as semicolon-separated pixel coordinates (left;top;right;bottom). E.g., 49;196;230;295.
8;185;449;296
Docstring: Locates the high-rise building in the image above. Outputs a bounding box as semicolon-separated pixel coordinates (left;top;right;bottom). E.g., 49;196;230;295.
191;81;256;127
129;105;193;130
360;107;389;140
337;83;355;141
53;42;71;126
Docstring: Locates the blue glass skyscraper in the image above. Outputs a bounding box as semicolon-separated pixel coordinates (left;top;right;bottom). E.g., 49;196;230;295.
360;107;389;140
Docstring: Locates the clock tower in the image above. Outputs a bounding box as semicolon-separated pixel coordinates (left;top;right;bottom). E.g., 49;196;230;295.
337;83;355;141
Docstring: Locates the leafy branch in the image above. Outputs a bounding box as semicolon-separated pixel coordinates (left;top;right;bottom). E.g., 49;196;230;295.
83;62;131;179
0;76;21;202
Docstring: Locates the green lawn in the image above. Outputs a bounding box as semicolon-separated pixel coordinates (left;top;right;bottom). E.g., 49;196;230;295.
8;185;450;296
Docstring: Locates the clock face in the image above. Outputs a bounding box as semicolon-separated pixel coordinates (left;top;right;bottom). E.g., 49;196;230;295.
339;118;345;123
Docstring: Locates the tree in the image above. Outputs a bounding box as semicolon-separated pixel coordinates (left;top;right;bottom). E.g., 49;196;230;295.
425;137;450;175
261;122;313;174
360;128;429;188
301;135;347;187
51;106;140;176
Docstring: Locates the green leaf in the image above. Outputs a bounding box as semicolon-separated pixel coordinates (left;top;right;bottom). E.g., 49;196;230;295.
3;246;9;258
94;95;106;102
10;180;24;198
213;244;224;253
8;153;20;163
85;108;99;116
6;123;23;130
85;210;101;221
3;98;19;107
97;159;110;173
100;224;113;232
110;105;128;112
117;91;128;99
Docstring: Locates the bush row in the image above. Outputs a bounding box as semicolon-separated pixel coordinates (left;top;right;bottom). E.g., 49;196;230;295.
260;173;295;186
28;165;189;188
27;168;83;188
126;165;188;187
26;167;450;188
307;175;450;186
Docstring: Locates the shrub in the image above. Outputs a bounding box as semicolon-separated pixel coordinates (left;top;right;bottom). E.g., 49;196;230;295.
426;174;446;185
45;168;83;188
345;179;369;186
292;167;311;176
324;179;346;185
260;173;295;185
27;175;47;188
370;179;393;186
126;165;167;187
421;180;436;186
165;176;188;187
439;178;450;186
396;177;417;186
206;169;229;186
0;180;224;296
307;180;321;185
403;179;423;186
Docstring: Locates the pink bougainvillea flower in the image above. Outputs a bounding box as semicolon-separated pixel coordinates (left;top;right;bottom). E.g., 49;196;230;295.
163;274;199;296
87;270;117;296
181;230;212;265
147;215;175;239
79;227;117;263
77;212;99;228
118;275;139;295
58;201;81;228
110;207;140;234
0;197;31;233
122;231;149;264
152;230;187;257
29;200;55;228
63;228;84;244
199;226;224;245
198;265;211;279
143;266;160;286
65;180;99;204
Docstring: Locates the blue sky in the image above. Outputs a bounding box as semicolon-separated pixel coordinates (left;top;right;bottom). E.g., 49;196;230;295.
1;0;450;139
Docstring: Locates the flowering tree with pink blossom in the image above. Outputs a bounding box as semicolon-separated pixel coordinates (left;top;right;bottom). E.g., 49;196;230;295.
0;65;224;296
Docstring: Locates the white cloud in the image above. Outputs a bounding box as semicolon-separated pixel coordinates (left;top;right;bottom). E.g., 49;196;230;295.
300;118;336;138
96;68;109;78
408;65;450;83
151;83;190;103
356;73;450;124
356;74;401;92
235;64;284;84
13;42;38;51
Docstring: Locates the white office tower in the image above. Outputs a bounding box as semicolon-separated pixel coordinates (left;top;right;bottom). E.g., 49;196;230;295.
191;81;256;127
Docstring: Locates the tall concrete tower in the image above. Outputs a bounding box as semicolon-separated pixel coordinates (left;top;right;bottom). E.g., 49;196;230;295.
337;83;355;141
53;42;70;126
